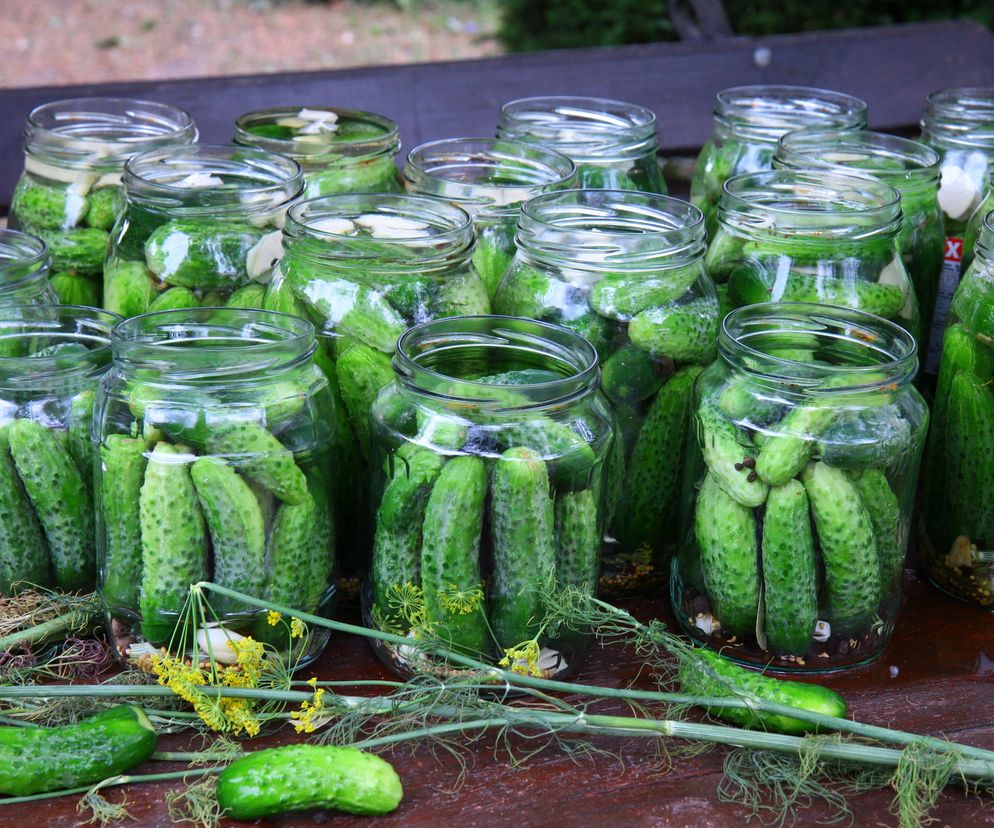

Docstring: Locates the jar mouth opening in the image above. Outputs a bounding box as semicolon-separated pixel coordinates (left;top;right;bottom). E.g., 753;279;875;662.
233;106;400;159
395;315;600;410
719;302;917;388
0;230;49;284
714;85;867;141
922;87;994;149
402;138;576;214
25;98;198;170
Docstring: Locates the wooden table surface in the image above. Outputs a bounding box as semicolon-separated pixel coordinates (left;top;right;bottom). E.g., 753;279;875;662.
5;563;994;828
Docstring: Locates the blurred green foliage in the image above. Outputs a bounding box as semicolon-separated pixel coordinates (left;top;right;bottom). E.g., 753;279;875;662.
499;0;994;51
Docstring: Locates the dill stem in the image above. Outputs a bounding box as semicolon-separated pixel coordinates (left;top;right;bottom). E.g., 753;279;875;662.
0;768;218;806
0;608;92;652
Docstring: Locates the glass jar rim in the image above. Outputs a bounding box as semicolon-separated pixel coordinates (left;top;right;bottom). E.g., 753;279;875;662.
719;170;903;238
394;315;600;411
497;95;658;161
775;129;940;192
24;97;198;171
233;106;400;160
0;229;49;287
402;137;576;217
922;87;994;149
714;85;868;142
976;209;994;260
719;302;917;389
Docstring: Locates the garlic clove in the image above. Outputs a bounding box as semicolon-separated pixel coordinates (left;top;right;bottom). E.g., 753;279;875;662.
196;625;245;665
246;230;285;283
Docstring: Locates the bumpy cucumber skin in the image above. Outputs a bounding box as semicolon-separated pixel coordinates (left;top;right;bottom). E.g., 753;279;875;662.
627;298;719;363
761;481;818;656
420;456;489;654
698;402;769;507
490;447;556;648
104;259;155;317
67;390;96;497
800;462;882;635
49;271;99;306
40;227;109;276
817;406;913;471
0;705;157;796
472;221;516;301
207;422;308;505
84;186;123;232
496;418;597;492
616;367;700;556
437;271;492;317
371;448;445;630
336;343;396;458
755;404;837;486
554;488;600;594
850;469;904;594
98;435;148;610
600;344;667;405
493;263;556;320
190;458;267;615
139;443;208;644
10;178;77;230
216;744;403;820
224;283;268;309
8;419;94;591
144;220;263;289
147;286;201;312
679;648;847;735
590;266;700;320
0;427;49;594
695;472;760;636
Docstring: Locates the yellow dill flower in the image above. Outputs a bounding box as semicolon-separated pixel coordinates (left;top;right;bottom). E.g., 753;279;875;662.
291;687;327;734
389;582;426;628
501;638;543;677
437;583;484;616
290;617;305;639
266;610;282;626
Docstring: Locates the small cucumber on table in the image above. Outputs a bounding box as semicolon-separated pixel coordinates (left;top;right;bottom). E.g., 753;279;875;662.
490;447;556;648
216;744;403;820
761;480;818;656
0;705;157;796
207;422;308;505
99;435;148;610
0;425;49;594
420;455;489;655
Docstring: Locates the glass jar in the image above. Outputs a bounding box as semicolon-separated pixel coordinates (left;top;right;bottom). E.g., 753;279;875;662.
104;144;303;318
691;86;868;238
921;209;994;608
95;308;337;666
402;137;576;300
234;106;402;198
919;87;994;373
493;190;717;594
0;229;58;308
496;95;667;194
0;305;120;595
705;170;919;343
8;98;198;306
365;315;614;678
264;193;488;584
673;303;928;672
774;130;944;354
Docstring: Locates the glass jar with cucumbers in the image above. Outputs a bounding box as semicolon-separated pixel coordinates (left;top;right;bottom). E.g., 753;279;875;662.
705;170;919;344
7;98;198;307
263;193;489;584
234;106;402;197
94;308;337;667
493;190;718;595
690;85;868;238
402;137;575;301
0;305;121;596
921;210;994;608
365;316;614;679
673;303;928;671
496;95;667;194
103;144;303;318
0;229;59;307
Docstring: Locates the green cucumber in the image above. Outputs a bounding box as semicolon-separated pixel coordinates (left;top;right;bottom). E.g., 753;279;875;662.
225;283;268;309
761;481;818;656
336;342;396;458
420;455;489;655
800;462;882;635
11;179;81;230
0;426;49;594
98;435;148;611
216;744;403;820
139;443;208;644
39;227;108;276
472;220;516;300
147;286;201;312
627;298;719;363
190;458;266;615
850;469;904;594
678;648;847;735
67;390;96;498
493;264;556;319
144;220;263;289
8;419;94;591
556;312;613;361
490;447;556;648
206;422;308;506
554;488;600;594
590;265;701;320
104;259;155;318
49;271;99;306
436;272;492;317
728;268;906;319
0;706;157;796
694;472;760;637
755;403;837;486
817;406;913;470
697;401;769;507
298;277;406;353
600;344;668;404
496;417;597;492
84;186;123;231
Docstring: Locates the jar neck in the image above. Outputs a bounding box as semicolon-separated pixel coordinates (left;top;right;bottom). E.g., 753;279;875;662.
921;88;994;151
719;303;917;393
394;315;600;414
714;85;867;144
233;106;400;164
124;144;303;220
112;308;315;385
23;98;197;174
775;129;940;199
0;306;119;393
516;189;705;273
496;96;658;163
402;138;576;221
0;230;50;296
717;170;902;243
283;193;475;275
973;211;994;268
